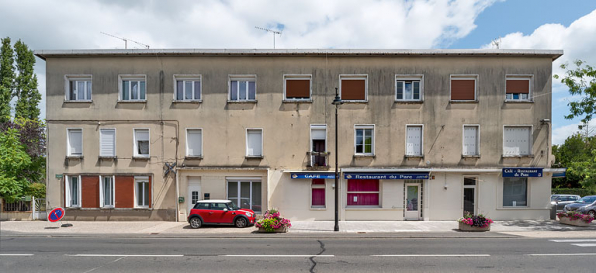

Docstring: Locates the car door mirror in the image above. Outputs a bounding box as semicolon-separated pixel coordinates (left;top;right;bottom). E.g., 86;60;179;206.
223;208;228;212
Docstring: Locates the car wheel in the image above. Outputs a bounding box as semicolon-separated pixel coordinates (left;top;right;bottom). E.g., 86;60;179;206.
589;210;596;218
190;217;202;229
235;217;248;228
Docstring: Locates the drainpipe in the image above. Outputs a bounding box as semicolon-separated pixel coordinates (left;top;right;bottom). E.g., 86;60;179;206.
175;169;180;222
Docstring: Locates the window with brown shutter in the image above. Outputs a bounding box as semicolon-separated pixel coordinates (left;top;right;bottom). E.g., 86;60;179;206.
81;176;100;208
115;176;135;208
505;76;532;101
450;77;476;101
340;76;367;101
285;77;311;100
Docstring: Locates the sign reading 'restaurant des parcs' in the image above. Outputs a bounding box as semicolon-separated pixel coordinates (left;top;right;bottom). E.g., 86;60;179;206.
502;168;543;178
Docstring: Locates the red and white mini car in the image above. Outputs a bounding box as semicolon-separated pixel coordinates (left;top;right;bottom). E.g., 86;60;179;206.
187;200;256;229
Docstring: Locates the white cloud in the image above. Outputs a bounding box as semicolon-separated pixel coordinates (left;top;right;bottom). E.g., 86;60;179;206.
552;119;596;145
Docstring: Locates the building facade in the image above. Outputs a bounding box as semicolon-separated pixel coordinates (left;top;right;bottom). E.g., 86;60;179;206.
36;49;564;221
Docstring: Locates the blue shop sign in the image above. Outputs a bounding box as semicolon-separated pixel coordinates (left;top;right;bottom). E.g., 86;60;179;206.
291;173;336;179
344;172;429;180
502;168;543;178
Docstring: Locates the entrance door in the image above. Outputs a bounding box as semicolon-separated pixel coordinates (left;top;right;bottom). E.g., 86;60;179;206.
188;177;201;213
405;184;421;220
463;177;477;216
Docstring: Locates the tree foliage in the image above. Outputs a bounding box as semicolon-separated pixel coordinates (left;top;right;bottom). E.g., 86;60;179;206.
14;40;41;121
0;37;15;122
0;128;32;202
552;133;596;190
554;60;596;126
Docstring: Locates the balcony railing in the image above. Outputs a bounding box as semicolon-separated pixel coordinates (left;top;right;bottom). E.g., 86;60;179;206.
307;151;330;169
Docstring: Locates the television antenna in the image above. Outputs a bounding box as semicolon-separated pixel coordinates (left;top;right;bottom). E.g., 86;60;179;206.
255;26;282;49
491;37;502;49
100;32;150;49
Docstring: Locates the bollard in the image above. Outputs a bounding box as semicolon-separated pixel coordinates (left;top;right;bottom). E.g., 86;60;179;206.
550;203;557;220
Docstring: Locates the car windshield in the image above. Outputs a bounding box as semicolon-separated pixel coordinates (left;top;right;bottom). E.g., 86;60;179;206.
578;196;596;203
227;202;240;210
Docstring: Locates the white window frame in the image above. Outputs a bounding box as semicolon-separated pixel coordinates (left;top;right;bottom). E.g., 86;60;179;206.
118;74;147;102
462;124;480;156
339;74;368;102
186;128;203;157
503;125;533;157
505;75;533;102
310;124;327;166
245;128;263;157
502;177;528;207
354;124;375;156
133;128;150;158
395;74;424;102
173;74;202;102
228;75;257;101
405;124;424;157
134;176;150;208
226;177;262;212
66;128;83;157
64;75;92;101
99;175;116;208
65;175;82;208
450;74;478;102
283;74;312;101
310;180;326;209
99;128;116;158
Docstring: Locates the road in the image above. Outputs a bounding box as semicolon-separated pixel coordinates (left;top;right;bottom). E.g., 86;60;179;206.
2;236;596;272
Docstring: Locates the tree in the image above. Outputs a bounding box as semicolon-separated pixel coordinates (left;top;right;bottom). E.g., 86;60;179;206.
14;40;41;121
0;128;32;202
554;60;596;126
552;133;596;189
0;37;15;122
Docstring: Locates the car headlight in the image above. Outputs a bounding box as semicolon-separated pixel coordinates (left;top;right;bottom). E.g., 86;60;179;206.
245;212;253;217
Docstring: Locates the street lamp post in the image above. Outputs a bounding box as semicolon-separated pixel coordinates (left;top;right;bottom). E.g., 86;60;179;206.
332;87;343;232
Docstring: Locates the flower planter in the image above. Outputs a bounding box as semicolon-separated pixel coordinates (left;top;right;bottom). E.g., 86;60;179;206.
459;222;490;232
559;217;591;227
257;226;288;233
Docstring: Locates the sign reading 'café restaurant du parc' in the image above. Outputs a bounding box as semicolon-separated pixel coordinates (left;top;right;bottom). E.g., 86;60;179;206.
502;168;543;178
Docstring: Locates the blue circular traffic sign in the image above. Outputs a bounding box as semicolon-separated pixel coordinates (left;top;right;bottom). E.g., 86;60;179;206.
48;207;65;222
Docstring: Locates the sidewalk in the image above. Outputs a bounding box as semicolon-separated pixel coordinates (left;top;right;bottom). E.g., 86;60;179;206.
1;220;595;238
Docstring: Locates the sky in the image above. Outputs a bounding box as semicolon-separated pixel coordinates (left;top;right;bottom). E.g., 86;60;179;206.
1;0;595;145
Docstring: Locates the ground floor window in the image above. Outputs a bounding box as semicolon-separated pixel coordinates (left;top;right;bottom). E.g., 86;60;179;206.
135;177;150;208
100;176;115;208
65;175;81;207
503;177;527;207
347;179;379;206
227;180;262;212
311;179;325;208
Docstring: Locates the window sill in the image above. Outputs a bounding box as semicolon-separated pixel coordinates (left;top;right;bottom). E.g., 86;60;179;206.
133;207;152;210
505;100;533;103
66;155;84;159
353;154;375;158
345;206;382;210
133;156;151;160
228;100;257;104
98;156;117;160
185;156;203;160
462;155;481;158
245;155;264;159
405;155;424;158
309;207;327;211
395;100;423;104
497;206;530;210
502;155;535;158
450;100;478;103
342;100;368;104
173;100;202;103
283;99;312;103
64;100;92;103
65;207;82;210
117;100;147;103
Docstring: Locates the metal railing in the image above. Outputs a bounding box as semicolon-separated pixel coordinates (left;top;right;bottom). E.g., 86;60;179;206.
307;151;330;168
3;200;32;212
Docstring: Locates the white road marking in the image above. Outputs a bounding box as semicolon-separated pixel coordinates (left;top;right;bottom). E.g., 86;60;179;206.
571;244;596;247
0;254;34;256
528;253;596;256
371;254;490;257
68;254;184;257
549;239;596;243
221;254;335;257
394;230;423;232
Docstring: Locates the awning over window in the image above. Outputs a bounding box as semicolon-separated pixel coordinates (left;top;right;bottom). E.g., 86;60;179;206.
290;172;336;179
344;172;429;180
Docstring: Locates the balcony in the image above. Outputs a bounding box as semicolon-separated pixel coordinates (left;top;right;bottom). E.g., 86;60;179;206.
307;151;330;170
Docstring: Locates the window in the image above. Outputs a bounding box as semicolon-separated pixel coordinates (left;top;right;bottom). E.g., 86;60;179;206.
354;125;374;155
174;75;201;101
340;75;367;101
99;129;116;157
506;76;532;101
396;75;423;101
310;125;327;167
311;179;325;208
65;175;81;208
284;75;311;100
246;129;263;157
186;129;203;157
67;129;83;157
406;125;423;156
133;129;150;158
347;179;379;206
503;177;527;207
227;180;262;212
119;75;146;101
100;176;115;208
229;75;256;101
503;126;531;156
135;177;150;208
462;125;479;156
65;76;92;101
450;75;477;101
